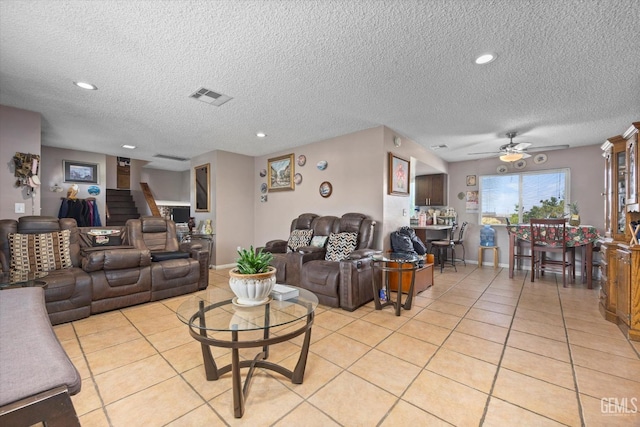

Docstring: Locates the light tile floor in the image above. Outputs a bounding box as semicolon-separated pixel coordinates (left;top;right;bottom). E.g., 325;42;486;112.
55;265;640;426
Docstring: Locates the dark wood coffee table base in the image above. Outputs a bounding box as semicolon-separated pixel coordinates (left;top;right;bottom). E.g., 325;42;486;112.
186;300;314;418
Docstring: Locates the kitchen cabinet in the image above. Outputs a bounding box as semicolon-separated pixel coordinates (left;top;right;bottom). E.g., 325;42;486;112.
600;121;640;341
415;174;447;206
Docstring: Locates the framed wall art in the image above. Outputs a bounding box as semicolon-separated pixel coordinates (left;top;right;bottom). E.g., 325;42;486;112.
466;175;477;186
268;153;295;191
63;160;98;184
388;152;410;196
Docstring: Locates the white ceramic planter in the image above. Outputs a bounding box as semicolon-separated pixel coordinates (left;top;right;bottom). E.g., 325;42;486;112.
228;266;277;306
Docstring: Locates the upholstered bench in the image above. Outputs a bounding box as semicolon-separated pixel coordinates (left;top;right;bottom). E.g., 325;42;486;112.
0;287;81;426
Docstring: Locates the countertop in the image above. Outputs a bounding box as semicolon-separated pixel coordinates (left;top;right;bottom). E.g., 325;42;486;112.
412;225;452;230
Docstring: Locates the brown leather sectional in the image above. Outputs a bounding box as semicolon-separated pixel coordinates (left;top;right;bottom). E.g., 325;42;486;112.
261;213;378;311
0;216;208;325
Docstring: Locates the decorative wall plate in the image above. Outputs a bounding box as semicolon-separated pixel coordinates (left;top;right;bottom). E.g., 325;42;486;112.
514;159;527;170
260;183;267;194
317;160;328;171
497;165;508;174
533;153;548;164
294;173;302;184
87;185;100;196
297;155;306;166
457;192;465;200
319;181;332;198
259;169;266;177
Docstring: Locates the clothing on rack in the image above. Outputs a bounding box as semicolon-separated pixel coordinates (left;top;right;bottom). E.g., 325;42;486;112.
58;198;102;227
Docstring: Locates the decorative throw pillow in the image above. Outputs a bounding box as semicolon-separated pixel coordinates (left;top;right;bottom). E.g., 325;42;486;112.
325;232;358;261
287;229;314;252
310;235;328;248
9;229;72;272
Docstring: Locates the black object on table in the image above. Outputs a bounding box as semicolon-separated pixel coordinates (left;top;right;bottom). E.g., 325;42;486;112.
176;287;318;418
372;252;420;316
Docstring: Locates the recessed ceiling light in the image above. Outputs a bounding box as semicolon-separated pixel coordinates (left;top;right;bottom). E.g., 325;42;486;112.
73;81;98;90
256;132;267;138
122;144;136;149
474;53;496;65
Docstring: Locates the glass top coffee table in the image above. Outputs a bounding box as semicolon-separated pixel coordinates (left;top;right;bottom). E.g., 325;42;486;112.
0;271;48;290
176;287;318;418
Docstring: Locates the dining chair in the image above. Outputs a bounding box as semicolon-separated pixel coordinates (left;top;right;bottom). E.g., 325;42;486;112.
530;218;575;287
505;218;531;273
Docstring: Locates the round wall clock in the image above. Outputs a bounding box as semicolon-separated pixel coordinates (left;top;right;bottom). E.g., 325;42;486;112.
497;165;508;174
319;181;332;198
533;153;548;164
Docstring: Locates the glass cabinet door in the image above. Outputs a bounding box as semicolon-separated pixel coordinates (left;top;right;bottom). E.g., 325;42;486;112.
616;148;627;237
626;129;638;208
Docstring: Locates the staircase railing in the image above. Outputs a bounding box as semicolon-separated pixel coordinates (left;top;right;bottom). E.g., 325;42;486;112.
140;182;161;217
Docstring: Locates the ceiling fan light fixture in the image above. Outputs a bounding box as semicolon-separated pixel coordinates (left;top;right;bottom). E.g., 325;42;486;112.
500;152;523;162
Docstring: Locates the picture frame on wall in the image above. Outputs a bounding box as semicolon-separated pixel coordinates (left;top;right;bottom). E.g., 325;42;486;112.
388;152;410;196
63;160;98;184
268;153;295;191
466;175;477;186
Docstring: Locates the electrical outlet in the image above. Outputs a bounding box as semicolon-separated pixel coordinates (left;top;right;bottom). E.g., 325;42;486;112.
15;203;25;214
402;209;407;217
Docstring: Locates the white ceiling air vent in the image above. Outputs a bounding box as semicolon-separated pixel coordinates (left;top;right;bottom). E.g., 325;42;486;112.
153;154;189;161
430;144;448;150
189;87;233;106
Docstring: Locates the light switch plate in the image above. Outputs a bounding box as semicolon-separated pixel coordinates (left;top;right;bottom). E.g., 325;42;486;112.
15;203;25;213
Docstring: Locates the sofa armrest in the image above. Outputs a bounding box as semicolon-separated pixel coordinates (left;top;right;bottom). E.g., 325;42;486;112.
263;240;288;253
82;249;151;272
339;256;374;311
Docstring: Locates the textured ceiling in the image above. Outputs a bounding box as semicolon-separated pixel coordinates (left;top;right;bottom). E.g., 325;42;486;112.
0;0;638;171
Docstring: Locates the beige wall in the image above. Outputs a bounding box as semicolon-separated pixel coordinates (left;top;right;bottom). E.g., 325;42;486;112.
0;105;41;219
447;144;604;268
40;147;107;221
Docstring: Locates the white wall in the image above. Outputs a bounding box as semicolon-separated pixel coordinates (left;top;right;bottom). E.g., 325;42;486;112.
0;105;41;219
447;144;604;267
141;168;190;204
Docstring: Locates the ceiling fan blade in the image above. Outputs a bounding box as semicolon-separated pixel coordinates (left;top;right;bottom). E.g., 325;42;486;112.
513;142;531;150
524;144;570;153
468;151;499;156
521;153;531;159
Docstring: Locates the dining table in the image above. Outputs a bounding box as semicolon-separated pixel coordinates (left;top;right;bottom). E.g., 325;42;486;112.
507;224;601;288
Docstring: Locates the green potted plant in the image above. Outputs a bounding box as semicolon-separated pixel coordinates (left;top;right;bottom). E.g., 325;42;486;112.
569;201;580;226
228;246;276;306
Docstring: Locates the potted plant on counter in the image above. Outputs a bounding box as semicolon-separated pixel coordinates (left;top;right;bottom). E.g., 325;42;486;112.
228;246;276;306
569;201;580;226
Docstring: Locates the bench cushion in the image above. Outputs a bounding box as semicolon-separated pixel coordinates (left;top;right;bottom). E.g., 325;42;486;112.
0;288;81;406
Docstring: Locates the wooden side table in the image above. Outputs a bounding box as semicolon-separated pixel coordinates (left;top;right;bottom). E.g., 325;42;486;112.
478;246;499;268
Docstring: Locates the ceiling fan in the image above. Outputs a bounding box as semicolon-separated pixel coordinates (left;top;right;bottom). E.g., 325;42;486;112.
468;132;570;162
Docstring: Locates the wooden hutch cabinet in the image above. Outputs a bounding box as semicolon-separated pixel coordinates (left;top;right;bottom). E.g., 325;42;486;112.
600;122;640;341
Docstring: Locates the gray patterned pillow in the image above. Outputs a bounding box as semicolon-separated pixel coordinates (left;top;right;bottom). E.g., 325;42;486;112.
9;229;72;272
287;229;314;252
325;232;358;261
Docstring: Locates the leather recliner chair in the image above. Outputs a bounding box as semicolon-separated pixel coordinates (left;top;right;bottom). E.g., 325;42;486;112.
259;213;319;284
125;217;208;300
0;216;92;325
298;213;377;310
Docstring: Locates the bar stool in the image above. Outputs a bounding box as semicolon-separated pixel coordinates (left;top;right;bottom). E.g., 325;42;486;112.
430;224;458;273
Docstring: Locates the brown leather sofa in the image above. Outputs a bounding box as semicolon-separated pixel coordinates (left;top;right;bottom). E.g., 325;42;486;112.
0;215;208;325
262;213;378;310
125;216;208;300
1;216;92;325
260;213;319;284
